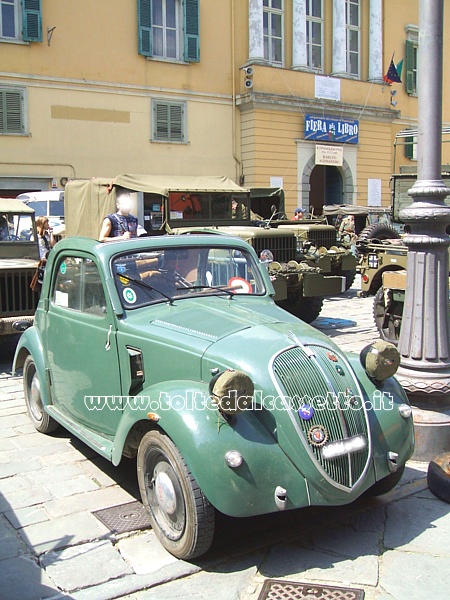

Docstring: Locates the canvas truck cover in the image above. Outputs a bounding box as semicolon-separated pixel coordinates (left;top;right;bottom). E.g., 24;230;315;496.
65;175;248;238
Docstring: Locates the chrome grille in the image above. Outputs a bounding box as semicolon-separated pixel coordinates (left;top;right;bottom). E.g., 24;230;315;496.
251;236;296;263
0;271;37;316
307;229;337;248
272;344;370;489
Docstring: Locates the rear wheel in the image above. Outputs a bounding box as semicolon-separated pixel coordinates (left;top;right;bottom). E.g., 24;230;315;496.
137;430;215;559
373;287;403;345
278;295;323;324
23;355;59;434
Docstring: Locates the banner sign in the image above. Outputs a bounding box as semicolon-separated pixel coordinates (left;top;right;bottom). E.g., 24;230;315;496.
305;114;359;144
315;145;344;166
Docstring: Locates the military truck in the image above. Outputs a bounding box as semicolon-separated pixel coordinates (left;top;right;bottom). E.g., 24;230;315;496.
64;176;346;323
355;170;450;343
250;189;358;290
0;199;40;337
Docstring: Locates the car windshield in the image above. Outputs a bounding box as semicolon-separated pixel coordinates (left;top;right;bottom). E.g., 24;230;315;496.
0;213;33;241
112;245;265;309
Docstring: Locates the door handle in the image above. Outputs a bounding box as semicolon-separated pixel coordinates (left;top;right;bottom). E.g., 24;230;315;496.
105;324;112;351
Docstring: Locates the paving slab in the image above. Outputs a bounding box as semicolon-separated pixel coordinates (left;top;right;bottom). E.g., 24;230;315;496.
40;540;134;593
0;514;28;560
117;531;179;575
19;511;111;555
0;555;60;600
4;504;50;529
0;457;41;479
0;484;53;511
44;485;136;519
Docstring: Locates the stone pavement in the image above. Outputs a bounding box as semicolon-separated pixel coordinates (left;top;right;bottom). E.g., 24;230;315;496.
0;276;448;600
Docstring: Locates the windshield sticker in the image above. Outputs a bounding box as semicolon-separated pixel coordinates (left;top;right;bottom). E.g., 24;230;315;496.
123;287;137;304
228;277;252;294
60;262;67;275
54;290;68;308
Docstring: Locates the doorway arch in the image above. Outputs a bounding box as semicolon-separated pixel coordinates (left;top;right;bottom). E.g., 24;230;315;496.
301;154;355;215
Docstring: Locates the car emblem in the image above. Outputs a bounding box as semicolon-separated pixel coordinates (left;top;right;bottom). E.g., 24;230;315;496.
307;425;328;447
298;404;314;420
335;365;345;376
326;351;338;362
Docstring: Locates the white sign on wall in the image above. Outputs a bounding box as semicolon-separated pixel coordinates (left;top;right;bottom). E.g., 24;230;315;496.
315;144;344;166
368;178;382;206
270;176;283;188
315;76;341;102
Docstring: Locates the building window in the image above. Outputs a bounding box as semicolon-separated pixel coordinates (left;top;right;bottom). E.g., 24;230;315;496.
0;0;42;42
405;25;418;95
138;0;200;62
306;0;323;71
0;87;26;135
263;0;283;66
345;0;360;77
152;100;186;143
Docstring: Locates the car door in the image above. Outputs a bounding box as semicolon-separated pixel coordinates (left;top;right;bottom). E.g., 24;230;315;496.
45;254;123;437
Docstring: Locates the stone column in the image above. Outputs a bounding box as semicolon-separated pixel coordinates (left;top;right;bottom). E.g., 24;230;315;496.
332;0;347;76
292;0;308;70
368;0;383;82
248;0;265;63
395;0;450;457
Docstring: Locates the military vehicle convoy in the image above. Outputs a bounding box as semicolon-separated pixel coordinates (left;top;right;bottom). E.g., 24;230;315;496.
63;176;347;323
0;199;40;337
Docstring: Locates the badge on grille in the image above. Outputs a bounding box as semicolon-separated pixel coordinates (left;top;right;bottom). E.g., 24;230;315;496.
298;405;314;420
326;351;338;362
307;425;328;447
335;365;345;376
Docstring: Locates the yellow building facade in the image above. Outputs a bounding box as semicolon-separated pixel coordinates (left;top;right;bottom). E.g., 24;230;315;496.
0;1;449;216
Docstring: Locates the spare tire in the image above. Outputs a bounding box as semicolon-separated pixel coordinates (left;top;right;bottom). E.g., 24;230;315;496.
427;452;450;504
359;223;401;241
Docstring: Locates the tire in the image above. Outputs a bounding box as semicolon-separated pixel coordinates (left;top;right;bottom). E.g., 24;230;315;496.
277;295;324;324
342;268;357;291
364;465;405;497
23;355;59;434
373;287;403;345
427;453;450;503
358;223;401;242
137;430;215;559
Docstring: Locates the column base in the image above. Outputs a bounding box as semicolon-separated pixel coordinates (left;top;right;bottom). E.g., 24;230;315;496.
411;405;450;461
396;364;450;405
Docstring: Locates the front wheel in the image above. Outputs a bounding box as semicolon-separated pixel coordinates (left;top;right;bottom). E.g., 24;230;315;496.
137;430;215;559
364;466;405;497
23;355;59;434
277;295;323;323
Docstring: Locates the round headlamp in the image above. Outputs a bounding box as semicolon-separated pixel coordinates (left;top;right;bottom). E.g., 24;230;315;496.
224;450;243;468
360;340;400;382
398;403;412;419
260;249;274;264
209;369;254;415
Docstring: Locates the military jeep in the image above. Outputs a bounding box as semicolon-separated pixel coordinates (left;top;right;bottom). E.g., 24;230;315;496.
64;176;346;323
251;190;358;291
0;199;40;337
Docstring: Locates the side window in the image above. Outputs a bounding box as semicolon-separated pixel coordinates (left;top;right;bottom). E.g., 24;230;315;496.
52;257;107;316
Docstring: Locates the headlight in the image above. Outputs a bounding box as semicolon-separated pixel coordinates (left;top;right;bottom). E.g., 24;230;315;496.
360;340;400;382
260;249;274;264
224;450;243;468
210;369;254;415
399;403;412;419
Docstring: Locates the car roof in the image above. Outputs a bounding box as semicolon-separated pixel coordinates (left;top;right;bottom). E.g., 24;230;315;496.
0;198;36;214
17;191;64;202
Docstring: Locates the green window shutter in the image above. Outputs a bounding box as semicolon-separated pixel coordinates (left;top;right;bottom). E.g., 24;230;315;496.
153;102;185;142
168;104;183;141
184;0;200;62
138;0;153;57
404;136;414;159
22;0;42;42
405;40;415;94
155;103;169;140
0;89;24;134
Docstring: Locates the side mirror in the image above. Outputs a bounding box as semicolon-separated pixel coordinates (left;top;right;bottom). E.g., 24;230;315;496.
12;320;33;332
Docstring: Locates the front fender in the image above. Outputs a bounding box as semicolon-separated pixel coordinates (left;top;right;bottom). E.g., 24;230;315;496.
112;380;310;517
13;327;51;406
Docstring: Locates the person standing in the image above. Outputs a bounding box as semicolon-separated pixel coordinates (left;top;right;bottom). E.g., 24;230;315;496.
99;191;139;242
35;216;54;259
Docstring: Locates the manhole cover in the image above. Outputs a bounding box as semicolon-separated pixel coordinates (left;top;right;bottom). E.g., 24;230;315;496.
92;501;152;534
258;580;364;600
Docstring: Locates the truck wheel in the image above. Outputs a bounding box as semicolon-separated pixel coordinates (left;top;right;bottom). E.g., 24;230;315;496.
373;287;402;345
427;453;450;503
278;296;323;323
23;355;59;434
342;269;357;290
364;466;405;497
358;223;400;242
137;430;215;559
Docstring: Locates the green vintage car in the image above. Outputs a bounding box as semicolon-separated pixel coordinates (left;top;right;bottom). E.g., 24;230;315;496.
13;235;414;559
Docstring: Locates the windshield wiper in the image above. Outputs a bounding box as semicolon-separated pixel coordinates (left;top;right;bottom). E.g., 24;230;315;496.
116;273;174;304
177;284;234;299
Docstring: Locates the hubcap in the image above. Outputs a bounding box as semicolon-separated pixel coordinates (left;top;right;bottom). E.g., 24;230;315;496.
28;373;43;422
155;470;177;515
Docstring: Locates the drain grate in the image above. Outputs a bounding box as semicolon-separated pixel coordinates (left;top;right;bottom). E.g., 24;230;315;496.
92;501;152;534
258;580;364;600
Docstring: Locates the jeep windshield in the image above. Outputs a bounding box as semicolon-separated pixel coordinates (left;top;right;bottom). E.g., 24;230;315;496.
0;213;34;241
166;192;251;225
112;245;265;309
